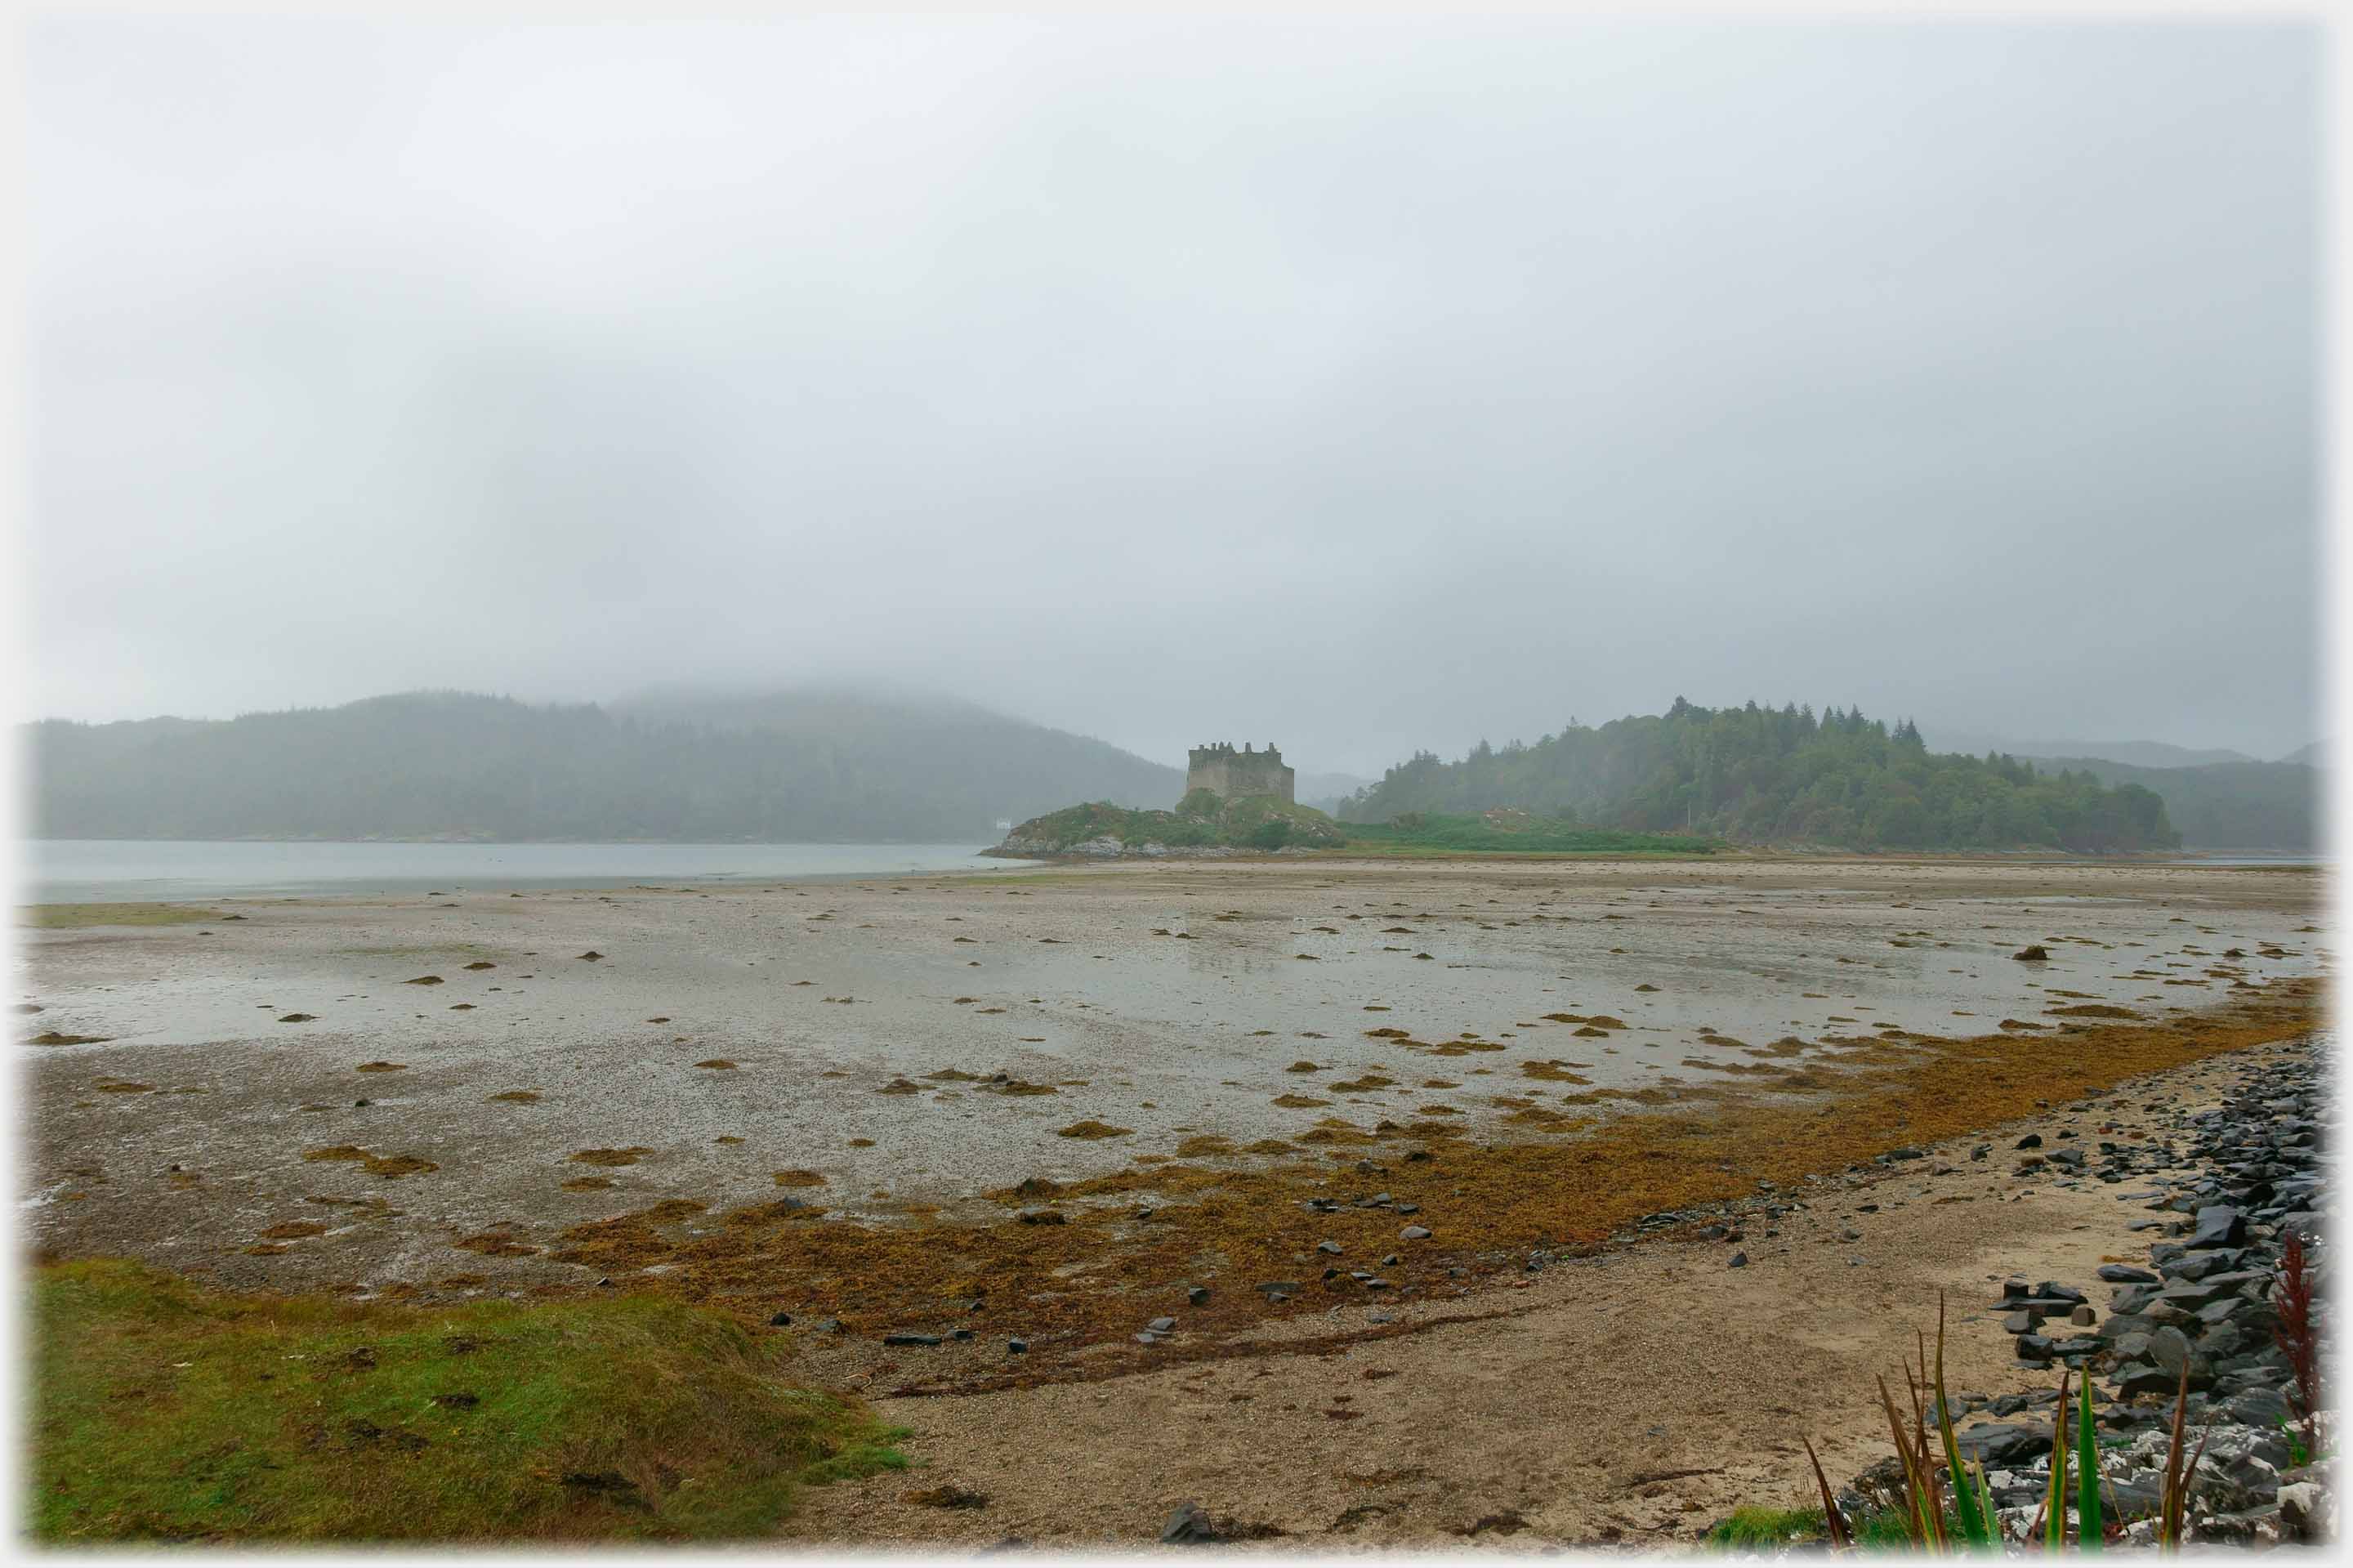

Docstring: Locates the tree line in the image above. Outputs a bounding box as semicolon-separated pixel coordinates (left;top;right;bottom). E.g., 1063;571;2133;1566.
1337;698;2179;853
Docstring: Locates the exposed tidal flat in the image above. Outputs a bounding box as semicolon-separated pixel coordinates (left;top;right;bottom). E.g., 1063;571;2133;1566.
19;857;2327;1392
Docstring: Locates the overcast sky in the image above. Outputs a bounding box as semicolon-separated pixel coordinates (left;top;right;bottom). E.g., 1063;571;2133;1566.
22;16;2320;775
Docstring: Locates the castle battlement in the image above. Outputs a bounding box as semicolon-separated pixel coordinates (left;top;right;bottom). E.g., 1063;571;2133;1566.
1185;740;1294;805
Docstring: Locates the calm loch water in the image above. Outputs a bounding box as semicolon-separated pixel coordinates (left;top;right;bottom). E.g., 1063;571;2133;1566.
20;839;1033;902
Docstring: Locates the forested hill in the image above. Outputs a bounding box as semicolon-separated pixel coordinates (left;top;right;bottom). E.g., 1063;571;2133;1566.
26;689;1184;842
1337;699;2179;854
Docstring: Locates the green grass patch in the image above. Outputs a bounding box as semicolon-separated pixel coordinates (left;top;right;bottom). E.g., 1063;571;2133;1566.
29;1258;905;1544
1704;1503;1950;1550
20;903;223;929
1705;1505;1829;1548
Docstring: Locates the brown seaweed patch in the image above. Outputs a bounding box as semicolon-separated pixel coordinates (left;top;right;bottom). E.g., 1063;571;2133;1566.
302;1146;438;1178
1055;1120;1132;1140
355;1061;405;1074
569;1147;654;1168
980;1079;1058;1097
31;1032;110;1045
1506;1105;1581;1128
257;1222;328;1240
1519;1061;1592;1084
1175;1136;1235;1158
487;1091;541;1104
772;1170;828;1187
2049;1003;2140;1020
1297;1123;1374;1146
453;1231;540;1258
1328;1076;1396;1093
1558;1086;1678;1107
876;1079;923;1096
694;1060;739;1070
1271;1093;1332;1109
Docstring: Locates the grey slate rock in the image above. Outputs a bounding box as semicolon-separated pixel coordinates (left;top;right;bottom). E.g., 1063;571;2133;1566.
2190;1204;2247;1249
1954;1424;2051;1467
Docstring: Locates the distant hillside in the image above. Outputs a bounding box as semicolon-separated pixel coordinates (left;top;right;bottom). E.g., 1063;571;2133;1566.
26;688;1184;842
1296;771;1377;812
1932;732;2258;770
1342;699;2179;854
2278;740;2329;766
2028;756;2320;851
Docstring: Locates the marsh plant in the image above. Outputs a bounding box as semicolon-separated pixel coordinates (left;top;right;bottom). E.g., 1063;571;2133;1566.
1793;1297;2219;1553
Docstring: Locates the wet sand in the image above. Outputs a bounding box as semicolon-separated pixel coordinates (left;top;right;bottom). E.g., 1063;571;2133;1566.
18;857;2327;1377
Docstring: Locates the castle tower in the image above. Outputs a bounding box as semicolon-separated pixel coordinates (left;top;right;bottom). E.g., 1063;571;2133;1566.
1184;741;1295;804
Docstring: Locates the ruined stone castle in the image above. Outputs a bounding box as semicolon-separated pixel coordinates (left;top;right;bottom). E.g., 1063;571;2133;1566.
1185;742;1295;805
